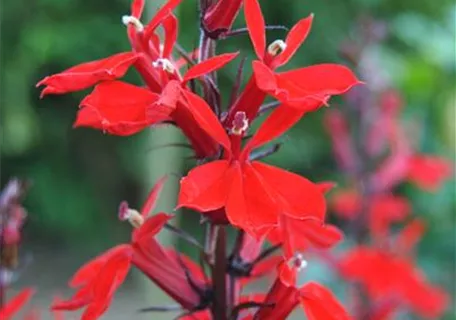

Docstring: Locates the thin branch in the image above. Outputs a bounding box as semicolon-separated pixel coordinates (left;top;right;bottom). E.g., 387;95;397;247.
164;223;204;251
258;101;281;116
227;57;247;110
139;305;183;313
252;244;281;264
222;25;289;39
249;143;282;161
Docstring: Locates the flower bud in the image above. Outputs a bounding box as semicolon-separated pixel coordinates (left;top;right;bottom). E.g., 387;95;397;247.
203;0;243;38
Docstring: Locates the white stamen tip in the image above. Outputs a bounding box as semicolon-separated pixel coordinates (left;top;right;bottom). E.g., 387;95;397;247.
122;15;144;32
152;58;175;73
268;40;287;56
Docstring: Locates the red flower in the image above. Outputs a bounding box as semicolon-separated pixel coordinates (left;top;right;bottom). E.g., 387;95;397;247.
0;288;35;320
203;0;243;38
52;178;176;319
37;0;239;158
225;0;360;126
341;230;449;319
178;99;327;239
270;217;343;287
406;155;453;191
370;120;452;192
331;190;411;239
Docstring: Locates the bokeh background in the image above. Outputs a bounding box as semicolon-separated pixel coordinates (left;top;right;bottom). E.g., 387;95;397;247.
1;0;454;318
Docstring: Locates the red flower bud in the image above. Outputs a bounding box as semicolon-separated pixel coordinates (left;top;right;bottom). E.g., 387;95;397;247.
203;0;243;38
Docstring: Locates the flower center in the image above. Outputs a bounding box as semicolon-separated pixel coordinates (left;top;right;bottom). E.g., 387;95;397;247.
152;58;175;73
287;252;308;272
118;201;144;228
267;40;287;56
231;111;249;136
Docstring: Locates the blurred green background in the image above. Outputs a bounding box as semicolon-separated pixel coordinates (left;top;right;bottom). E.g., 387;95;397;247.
1;0;454;318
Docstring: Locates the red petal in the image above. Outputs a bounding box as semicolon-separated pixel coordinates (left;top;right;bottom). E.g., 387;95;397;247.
132;212;173;243
300;282;351;320
251;162;326;220
316;181;337;194
51;287;92;311
139;176;168;218
183;52;239;83
76;81;172;136
279;64;361;95
244;0;266;60
0;288;35;319
396;219;426;254
272;15;314;68
131;0;145;18
162;14;178;58
278;261;297;288
280;217;343;257
180;89;231;153
92;246;132;301
242;106;305;159
37;52;139;97
250;255;282;278
70;245;132;288
255;63;361;110
330;190;360;219
252;60;278;92
226;163;279;236
370;195;411;238
144;0;183;40
406;155;452;191
178;160;232;212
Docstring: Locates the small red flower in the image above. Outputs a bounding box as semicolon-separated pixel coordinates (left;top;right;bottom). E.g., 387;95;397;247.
226;0;361;126
0;288;35;320
406;155;453;191
178;99;327;239
331;190;411;239
52;178;175;319
341;239;448;318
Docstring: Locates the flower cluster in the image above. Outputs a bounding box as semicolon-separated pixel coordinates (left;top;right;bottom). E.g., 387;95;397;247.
326;18;451;319
35;0;362;318
16;1;447;320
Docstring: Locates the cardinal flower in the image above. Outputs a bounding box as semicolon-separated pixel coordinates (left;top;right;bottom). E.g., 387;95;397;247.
225;0;360;127
52;178;208;319
340;221;448;319
178;87;327;244
36;0;238;158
